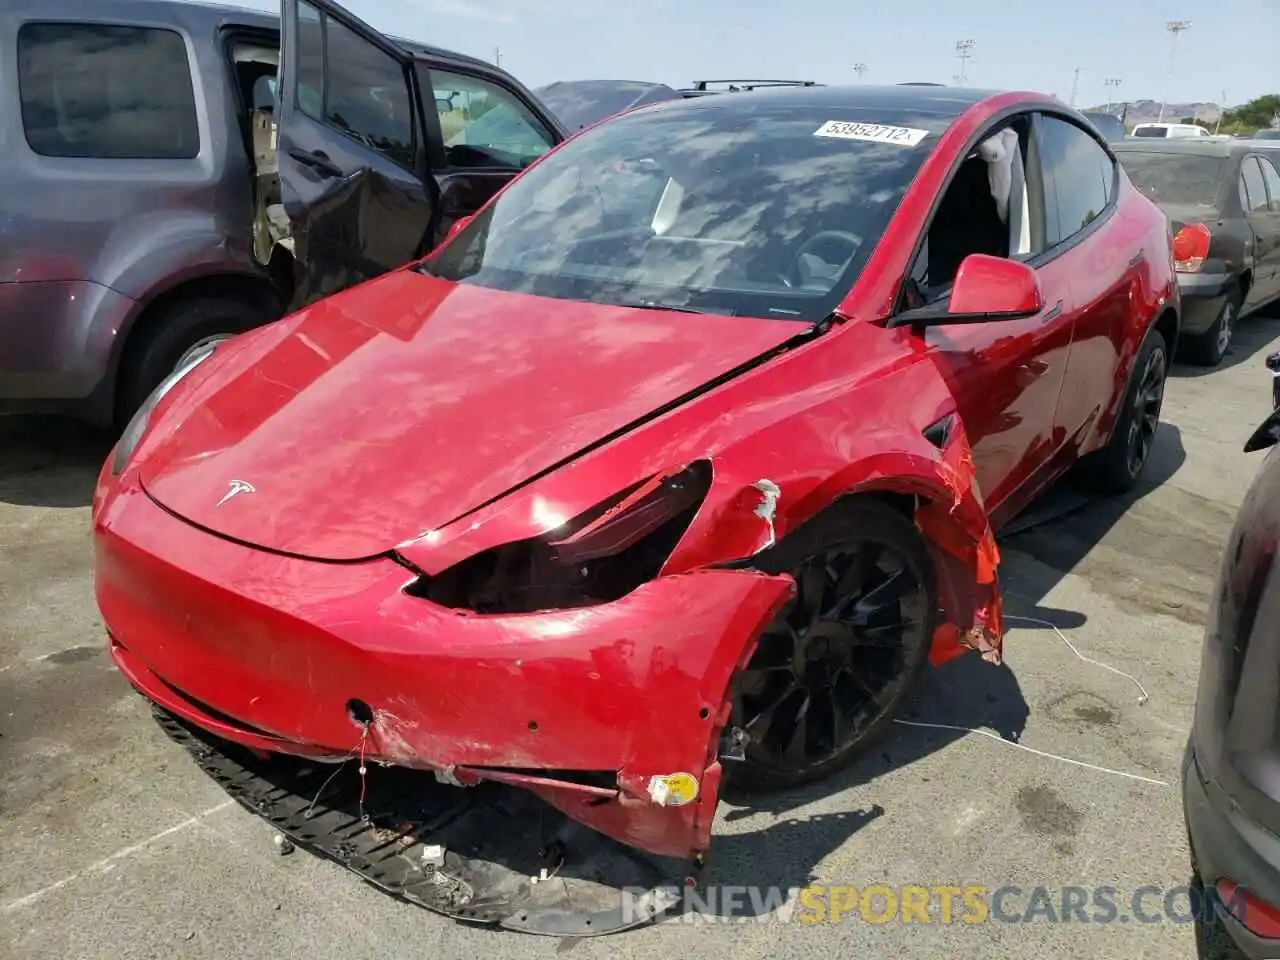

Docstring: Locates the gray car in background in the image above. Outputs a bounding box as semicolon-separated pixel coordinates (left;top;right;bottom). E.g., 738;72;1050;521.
0;0;565;428
1113;138;1280;366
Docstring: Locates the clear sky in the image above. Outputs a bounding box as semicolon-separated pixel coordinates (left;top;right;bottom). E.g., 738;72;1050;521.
217;0;1276;108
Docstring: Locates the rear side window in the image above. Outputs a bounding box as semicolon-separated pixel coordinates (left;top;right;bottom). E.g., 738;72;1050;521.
17;22;199;159
1241;157;1270;213
1258;157;1280;212
295;1;415;170
1037;115;1115;246
1133;126;1167;138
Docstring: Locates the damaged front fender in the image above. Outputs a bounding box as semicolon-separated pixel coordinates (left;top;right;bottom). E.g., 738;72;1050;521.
660;411;1003;667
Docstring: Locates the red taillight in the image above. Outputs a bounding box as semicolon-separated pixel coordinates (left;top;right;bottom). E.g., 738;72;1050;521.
1172;222;1211;273
1215;878;1280;938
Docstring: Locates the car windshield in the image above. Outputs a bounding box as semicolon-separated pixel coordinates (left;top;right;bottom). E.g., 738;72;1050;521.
535;80;683;130
1116;152;1226;206
426;100;945;322
1255;129;1280;140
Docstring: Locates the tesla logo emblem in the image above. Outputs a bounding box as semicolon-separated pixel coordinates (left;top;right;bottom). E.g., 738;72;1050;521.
216;480;256;507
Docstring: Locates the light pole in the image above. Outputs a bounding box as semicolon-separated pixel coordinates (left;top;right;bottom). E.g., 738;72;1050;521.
1104;77;1122;113
852;63;868;82
1158;20;1191;123
1069;67;1080;107
493;46;502;68
954;39;975;86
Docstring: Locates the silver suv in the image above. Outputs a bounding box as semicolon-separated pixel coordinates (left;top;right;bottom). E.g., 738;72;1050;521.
0;0;566;427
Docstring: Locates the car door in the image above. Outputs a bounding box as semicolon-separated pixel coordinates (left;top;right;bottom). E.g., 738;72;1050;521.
907;112;1076;522
1035;113;1145;460
416;64;562;248
277;0;436;306
1245;154;1280;303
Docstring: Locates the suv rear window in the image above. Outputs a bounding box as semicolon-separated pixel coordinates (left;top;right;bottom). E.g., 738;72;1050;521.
17;22;199;159
1133;126;1167;138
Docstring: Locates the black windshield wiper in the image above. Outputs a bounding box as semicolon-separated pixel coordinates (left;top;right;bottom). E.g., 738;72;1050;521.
615;299;728;316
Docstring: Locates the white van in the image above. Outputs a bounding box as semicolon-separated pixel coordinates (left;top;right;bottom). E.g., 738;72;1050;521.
1130;122;1211;139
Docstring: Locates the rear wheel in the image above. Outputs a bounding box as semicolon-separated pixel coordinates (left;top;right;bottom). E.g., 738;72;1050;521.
1077;325;1168;495
727;499;936;793
1183;287;1241;367
115;295;271;427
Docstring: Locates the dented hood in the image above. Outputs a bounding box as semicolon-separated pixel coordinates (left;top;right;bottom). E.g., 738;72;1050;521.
138;271;801;560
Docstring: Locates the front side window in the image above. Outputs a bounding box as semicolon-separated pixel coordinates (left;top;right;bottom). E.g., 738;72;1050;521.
17;22;199;159
1119;152;1226;207
1037;115;1114;245
430;70;555;169
295;1;414;169
427;102;946;322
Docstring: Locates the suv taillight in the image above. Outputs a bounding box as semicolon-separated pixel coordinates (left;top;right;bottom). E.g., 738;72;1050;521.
1172;222;1211;273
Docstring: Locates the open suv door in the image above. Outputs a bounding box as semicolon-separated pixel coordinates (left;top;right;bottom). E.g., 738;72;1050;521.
277;0;436;306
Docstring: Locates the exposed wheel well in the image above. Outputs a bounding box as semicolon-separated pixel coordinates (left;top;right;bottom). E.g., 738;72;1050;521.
116;273;281;379
1153;307;1179;358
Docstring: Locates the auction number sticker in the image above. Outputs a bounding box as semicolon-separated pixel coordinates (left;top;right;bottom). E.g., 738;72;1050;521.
814;120;930;147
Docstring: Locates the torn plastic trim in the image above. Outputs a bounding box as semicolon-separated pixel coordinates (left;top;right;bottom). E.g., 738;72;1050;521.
151;705;693;937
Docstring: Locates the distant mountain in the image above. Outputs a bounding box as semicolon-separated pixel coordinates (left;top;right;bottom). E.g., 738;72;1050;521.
1082;98;1225;123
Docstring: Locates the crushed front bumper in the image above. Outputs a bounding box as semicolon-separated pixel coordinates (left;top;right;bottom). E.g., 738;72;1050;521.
151;705;691;935
95;486;793;868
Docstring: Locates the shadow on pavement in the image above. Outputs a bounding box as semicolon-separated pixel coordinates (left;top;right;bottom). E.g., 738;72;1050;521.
1171;300;1280;379
0;416;111;508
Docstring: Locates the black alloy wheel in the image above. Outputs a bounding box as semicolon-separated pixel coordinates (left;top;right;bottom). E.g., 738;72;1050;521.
729;499;936;791
1125;341;1167;480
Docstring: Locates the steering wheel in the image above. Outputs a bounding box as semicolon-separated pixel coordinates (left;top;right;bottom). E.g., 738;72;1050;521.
782;230;863;289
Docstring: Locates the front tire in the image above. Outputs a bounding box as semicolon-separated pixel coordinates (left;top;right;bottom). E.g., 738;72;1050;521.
726;498;937;793
1078;325;1168;495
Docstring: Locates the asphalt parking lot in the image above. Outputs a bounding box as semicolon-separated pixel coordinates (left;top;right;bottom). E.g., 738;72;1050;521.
3;313;1279;960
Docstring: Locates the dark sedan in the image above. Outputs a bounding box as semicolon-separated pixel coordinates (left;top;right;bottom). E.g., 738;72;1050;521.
1185;402;1280;958
1113;139;1280;365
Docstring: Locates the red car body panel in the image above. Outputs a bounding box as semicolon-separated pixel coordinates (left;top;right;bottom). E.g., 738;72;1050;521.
137;271;802;560
97;486;792;859
92;87;1178;872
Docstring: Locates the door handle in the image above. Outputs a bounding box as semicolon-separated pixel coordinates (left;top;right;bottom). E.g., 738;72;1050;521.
288;148;344;178
1041;299;1063;322
1128;248;1145;268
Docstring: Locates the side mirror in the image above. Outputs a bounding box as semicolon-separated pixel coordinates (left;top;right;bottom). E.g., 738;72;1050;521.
895;254;1044;328
948;254;1044;319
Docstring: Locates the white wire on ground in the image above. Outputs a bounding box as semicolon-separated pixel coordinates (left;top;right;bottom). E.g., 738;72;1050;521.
890;718;1170;787
889;614;1168;787
1004;614;1150;706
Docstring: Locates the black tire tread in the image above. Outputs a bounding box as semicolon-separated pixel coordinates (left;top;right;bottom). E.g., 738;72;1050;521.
729;497;937;794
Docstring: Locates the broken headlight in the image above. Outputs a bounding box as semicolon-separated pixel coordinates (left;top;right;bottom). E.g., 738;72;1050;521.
408;460;712;613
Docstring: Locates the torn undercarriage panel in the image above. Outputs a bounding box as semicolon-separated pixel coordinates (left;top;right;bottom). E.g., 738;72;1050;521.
154;706;691;936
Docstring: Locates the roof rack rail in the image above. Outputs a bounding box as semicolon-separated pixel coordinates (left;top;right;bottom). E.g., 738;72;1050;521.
685;80;823;93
